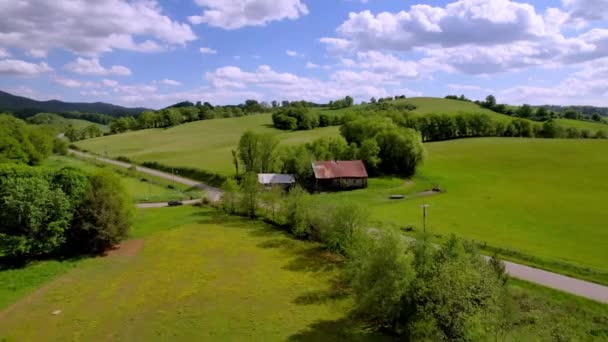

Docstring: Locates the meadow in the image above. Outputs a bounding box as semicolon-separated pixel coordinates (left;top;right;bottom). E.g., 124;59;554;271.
76;114;339;176
44;156;200;203
321;138;608;281
1;206;606;340
65;118;108;131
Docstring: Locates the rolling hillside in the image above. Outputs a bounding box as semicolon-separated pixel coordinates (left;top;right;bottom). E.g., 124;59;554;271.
0;90;148;117
76;114;339;175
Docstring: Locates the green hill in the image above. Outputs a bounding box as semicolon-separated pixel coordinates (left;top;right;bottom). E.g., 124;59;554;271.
27;113;107;132
76;114;339;175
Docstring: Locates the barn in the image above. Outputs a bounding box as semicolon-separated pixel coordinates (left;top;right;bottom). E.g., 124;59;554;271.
311;160;368;191
257;173;296;190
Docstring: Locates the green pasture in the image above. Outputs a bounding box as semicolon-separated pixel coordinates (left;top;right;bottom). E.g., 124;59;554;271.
44;156;199;203
1;206;606;340
555;118;608;134
321;138;608;278
76;114;339;175
65;118;108;131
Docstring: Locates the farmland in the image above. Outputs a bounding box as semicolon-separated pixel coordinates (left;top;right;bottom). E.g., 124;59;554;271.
76;114;339;175
320;138;608;280
1;206;607;341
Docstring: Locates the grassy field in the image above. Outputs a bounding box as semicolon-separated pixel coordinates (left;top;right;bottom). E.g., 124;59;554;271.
555;118;608;134
66;118;108;131
1;206;606;340
76;114;339;175
44;156;200;203
321;138;608;280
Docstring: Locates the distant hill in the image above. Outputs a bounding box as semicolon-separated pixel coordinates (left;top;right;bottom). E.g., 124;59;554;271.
0;90;149;118
537;105;608;117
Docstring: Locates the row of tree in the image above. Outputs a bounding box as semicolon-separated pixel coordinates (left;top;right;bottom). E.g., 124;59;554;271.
0;165;134;262
215;178;509;340
271;106;344;130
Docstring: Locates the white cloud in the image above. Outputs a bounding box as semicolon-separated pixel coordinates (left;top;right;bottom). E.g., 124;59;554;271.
80;90;109;97
65;58;132;76
0;0;196;56
0;59;53;76
286;49;299;57
564;0;608;21
158;79;182;86
306;62;319;69
0;49;10;58
325;1;547;52
189;0;309;30
54;77;84;88
448;84;495;93
102;79;119;87
200;47;217;54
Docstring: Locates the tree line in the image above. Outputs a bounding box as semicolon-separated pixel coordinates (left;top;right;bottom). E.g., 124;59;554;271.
214;176;510;340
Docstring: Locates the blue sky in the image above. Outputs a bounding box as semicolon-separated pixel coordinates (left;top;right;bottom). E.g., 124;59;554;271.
0;0;607;109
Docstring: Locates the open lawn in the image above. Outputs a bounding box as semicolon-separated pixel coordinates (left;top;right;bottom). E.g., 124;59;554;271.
321;138;608;281
0;207;378;341
76;114;339;175
1;206;606;340
44;156;200;203
555;118;608;134
66;118;108;131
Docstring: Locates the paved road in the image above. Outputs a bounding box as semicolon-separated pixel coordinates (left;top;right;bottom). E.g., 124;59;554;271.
69;150;608;304
136;199;203;209
70;150;222;201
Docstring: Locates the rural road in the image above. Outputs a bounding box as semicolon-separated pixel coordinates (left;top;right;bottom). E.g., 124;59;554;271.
69;149;222;201
69;150;608;304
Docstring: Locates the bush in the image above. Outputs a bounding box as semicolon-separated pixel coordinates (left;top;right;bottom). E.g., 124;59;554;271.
69;171;134;253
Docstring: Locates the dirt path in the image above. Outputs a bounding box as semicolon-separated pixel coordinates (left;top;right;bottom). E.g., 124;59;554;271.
68;150;608;303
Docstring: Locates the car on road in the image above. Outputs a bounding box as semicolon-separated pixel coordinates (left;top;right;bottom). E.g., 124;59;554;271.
168;201;183;207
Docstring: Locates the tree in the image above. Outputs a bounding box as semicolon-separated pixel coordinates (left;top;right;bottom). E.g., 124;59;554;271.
592;113;602;122
358;139;381;171
220;178;239;214
70;171;134;253
238;131;260;172
261;185;283;223
322;202;369;254
563;109;579;120
231;149;240;178
541;119;564;138
536;107;549;121
376;128;426;177
595;130;608;139
0;176;71;259
258;134;280;173
345;230;415;331
282;185;313;238
483;95;497;109
239;172;260;218
84;124;102;139
517;104;533;119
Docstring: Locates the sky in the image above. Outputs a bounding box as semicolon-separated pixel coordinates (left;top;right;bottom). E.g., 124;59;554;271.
0;0;607;109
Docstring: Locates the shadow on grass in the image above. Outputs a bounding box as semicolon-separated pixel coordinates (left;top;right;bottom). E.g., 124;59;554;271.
293;277;349;305
282;246;343;273
287;318;392;342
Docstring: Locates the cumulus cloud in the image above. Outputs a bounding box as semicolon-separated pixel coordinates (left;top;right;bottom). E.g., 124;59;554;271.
322;0;547;52
200;47;217;54
563;0;608;20
205;64;408;102
189;0;309;30
65;58;132;76
286;50;299;57
0;0;196;56
306;62;319;69
0;49;10;58
0;59;53;76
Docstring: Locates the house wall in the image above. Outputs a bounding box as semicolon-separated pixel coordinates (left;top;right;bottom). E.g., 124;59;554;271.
316;177;367;191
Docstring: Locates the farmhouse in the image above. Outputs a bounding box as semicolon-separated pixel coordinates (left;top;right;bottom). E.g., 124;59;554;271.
257;173;296;190
312;160;368;191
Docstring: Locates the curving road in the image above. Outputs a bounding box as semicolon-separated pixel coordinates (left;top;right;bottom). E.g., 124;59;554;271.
68;150;608;304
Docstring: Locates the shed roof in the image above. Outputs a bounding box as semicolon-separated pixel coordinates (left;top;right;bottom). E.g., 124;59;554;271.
257;173;295;184
312;160;368;179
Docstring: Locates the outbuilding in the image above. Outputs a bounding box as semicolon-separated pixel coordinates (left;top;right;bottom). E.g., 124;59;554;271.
257;173;296;190
311;160;368;191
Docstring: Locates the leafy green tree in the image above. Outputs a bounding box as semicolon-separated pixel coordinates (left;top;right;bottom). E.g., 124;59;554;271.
483;95;497;109
220;178;239;214
260;185;283;223
517;104;534;119
282;185;313;238
258;134;280;173
70;171;134;253
376;128;426;177
322;202;369;254
541;120;565;138
0;176;71;259
358;139;381;171
345;230;415;331
536;107;549;120
238;131;261;172
595;130;608;139
563;109;580;120
592;113;602;122
239;172;260;218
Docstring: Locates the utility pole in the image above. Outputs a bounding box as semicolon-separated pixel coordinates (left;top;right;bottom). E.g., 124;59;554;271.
421;204;430;233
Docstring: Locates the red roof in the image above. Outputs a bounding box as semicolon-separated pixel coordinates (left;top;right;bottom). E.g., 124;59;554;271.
312;160;368;179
